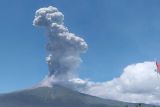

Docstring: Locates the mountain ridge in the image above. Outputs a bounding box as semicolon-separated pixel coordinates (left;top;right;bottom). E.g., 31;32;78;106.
0;85;158;107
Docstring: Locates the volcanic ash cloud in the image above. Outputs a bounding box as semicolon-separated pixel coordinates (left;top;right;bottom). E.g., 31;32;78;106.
33;6;88;84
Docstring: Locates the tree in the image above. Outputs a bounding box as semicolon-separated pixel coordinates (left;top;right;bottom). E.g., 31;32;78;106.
136;103;141;107
125;105;128;107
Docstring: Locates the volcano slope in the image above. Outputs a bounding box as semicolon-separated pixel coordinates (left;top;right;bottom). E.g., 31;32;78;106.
0;85;158;107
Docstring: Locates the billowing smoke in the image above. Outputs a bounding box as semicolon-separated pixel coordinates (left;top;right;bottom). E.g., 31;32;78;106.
33;6;88;84
32;6;160;105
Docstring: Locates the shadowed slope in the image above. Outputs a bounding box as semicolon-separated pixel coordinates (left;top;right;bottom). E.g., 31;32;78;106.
0;85;158;107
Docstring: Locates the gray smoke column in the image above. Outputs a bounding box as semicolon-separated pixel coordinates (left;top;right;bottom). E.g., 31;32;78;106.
33;6;88;83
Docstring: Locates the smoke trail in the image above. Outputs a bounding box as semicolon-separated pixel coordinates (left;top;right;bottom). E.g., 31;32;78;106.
33;6;88;83
32;6;160;105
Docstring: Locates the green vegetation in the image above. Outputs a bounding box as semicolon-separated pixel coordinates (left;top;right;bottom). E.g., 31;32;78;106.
136;103;142;107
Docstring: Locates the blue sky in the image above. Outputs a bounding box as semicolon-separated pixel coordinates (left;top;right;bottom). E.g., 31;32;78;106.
1;0;160;93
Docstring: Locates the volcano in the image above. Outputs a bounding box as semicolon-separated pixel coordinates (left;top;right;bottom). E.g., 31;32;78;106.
0;85;158;107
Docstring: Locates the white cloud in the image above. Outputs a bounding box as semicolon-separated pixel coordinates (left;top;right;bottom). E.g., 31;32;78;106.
69;61;160;105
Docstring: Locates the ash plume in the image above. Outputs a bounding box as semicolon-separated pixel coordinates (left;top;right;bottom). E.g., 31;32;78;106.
33;6;88;84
